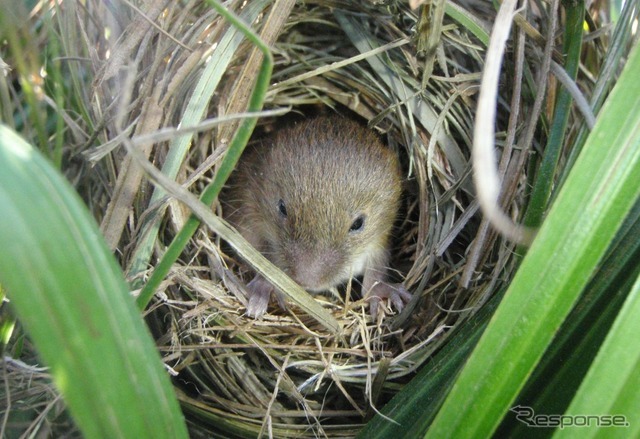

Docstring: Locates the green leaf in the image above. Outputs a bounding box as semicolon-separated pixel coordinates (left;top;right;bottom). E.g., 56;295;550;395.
425;35;640;438
498;202;640;436
553;275;640;439
523;0;584;229
128;0;270;282
356;289;504;438
0;125;188;438
444;2;490;46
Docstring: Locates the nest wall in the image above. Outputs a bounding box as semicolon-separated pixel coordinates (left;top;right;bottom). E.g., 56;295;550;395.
134;2;523;437
60;0;527;437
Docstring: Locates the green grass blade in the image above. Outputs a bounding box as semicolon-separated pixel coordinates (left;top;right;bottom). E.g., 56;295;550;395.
444;2;490;46
356;289;504;438
127;0;269;282
425;38;640;438
560;1;639;183
361;192;640;438
523;1;583;229
498;202;640;435
0;125;188;438
553;275;640;438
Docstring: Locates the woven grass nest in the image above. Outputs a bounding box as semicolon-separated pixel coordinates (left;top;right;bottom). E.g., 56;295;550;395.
86;0;523;437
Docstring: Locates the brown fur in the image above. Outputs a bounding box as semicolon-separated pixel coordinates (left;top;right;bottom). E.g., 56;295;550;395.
223;116;408;316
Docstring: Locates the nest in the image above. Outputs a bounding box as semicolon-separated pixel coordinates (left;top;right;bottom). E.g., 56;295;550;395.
127;2;523;437
62;0;526;437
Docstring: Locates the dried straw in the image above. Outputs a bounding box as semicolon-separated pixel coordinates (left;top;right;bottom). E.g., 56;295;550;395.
11;0;552;437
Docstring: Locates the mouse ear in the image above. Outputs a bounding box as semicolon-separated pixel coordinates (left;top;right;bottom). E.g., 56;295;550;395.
349;214;366;233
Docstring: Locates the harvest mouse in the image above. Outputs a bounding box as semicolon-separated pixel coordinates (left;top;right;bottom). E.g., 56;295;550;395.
223;116;410;318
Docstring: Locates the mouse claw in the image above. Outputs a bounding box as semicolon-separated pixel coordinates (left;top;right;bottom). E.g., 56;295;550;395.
367;282;411;317
245;275;286;318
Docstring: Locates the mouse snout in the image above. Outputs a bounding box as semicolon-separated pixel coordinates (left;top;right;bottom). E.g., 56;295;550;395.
286;246;342;291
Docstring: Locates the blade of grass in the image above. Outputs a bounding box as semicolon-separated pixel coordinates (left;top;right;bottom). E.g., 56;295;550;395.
560;0;639;183
498;200;640;435
127;0;269;282
0;4;48;150
357;289;504;438
123;125;342;334
132;0;340;334
0;125;188;438
335;11;468;179
554;275;640;438
361;190;640;438
425;36;640;438
522;0;583;229
444;2;490;46
133;0;271;303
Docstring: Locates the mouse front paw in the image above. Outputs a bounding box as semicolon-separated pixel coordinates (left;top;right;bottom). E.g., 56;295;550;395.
366;282;411;316
245;275;286;318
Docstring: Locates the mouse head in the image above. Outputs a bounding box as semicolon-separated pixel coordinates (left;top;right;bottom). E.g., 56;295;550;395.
242;117;402;290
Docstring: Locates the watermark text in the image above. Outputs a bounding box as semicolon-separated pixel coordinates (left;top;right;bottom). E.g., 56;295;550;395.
510;405;629;429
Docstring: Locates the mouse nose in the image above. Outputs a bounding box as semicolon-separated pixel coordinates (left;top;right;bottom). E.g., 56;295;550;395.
289;248;341;291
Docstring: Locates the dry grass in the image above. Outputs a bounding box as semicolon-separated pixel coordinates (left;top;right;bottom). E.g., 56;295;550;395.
1;0;572;436
121;1;520;436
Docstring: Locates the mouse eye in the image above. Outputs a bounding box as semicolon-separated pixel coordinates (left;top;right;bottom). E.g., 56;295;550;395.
277;199;287;218
349;215;365;233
